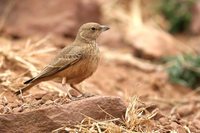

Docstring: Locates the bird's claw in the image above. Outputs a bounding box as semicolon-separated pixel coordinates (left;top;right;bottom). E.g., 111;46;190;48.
68;93;95;101
79;93;95;98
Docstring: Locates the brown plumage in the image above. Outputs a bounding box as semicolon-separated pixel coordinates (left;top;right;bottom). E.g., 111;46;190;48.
16;22;109;97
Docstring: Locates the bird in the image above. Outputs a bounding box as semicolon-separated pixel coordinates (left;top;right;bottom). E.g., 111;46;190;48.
15;22;110;98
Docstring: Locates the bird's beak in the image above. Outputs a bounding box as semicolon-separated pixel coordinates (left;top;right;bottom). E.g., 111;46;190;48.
100;25;110;31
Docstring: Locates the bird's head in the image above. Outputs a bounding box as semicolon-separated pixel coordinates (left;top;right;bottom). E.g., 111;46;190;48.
76;22;109;42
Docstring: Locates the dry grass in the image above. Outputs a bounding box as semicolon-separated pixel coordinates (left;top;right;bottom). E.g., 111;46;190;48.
51;97;196;133
52;97;164;133
0;37;196;132
0;36;61;93
0;1;199;131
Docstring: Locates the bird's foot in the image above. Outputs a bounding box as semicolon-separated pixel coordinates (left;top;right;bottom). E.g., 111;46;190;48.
79;93;96;98
65;92;73;100
67;93;96;101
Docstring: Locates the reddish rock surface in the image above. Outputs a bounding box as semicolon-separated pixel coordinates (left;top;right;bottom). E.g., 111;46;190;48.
128;26;182;59
0;0;101;37
190;1;200;34
0;96;126;133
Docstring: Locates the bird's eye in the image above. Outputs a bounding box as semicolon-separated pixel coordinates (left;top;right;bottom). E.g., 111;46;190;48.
91;27;96;31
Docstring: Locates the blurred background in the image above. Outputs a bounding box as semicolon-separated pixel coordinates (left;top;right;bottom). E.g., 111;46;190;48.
0;0;200;130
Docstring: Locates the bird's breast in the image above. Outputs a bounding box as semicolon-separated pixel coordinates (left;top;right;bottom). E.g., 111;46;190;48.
60;45;100;84
83;46;100;72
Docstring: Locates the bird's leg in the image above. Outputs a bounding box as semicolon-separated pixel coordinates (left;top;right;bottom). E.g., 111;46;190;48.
62;77;73;99
70;84;95;98
70;84;84;95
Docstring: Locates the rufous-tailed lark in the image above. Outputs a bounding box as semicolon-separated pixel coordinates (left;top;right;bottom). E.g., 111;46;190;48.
16;22;109;99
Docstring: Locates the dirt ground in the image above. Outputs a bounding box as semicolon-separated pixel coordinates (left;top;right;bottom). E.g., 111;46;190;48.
0;35;200;132
0;0;200;132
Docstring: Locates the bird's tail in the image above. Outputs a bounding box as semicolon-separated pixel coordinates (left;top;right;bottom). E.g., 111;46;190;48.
15;77;40;95
24;77;35;84
15;83;34;95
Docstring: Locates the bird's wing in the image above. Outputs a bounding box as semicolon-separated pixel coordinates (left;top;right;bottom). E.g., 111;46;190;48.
34;45;83;80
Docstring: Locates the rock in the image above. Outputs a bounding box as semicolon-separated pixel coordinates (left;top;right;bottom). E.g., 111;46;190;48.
7;102;18;109
190;1;200;34
188;124;200;133
41;92;60;103
145;104;158;112
0;90;18;104
192;119;200;130
0;105;4;113
170;121;179;129
99;27;126;49
179;119;187;126
159;117;170;126
12;106;23;113
0;0;101;38
176;104;195;117
176;126;187;133
152;110;165;120
128;26;181;59
30;88;48;100
0;96;126;133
